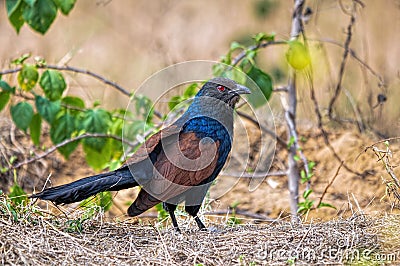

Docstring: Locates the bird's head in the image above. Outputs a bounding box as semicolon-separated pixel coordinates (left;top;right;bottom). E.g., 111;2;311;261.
195;77;251;108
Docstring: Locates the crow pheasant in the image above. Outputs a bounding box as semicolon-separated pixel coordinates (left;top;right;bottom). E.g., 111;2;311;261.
31;77;251;232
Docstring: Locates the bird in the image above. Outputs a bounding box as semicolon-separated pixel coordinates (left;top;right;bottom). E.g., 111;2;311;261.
30;77;251;232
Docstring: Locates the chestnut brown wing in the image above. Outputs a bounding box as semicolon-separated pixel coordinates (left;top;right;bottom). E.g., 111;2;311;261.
127;132;220;216
122;124;181;166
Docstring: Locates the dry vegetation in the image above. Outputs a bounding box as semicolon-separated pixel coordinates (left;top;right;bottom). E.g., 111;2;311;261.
1;198;400;265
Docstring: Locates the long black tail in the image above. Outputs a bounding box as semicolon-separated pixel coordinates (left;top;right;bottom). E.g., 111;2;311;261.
30;166;138;205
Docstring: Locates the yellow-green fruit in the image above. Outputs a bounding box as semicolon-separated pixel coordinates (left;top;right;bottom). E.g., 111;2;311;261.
286;41;311;70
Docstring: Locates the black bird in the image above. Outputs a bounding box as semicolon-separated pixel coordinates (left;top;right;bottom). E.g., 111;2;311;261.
31;77;251;232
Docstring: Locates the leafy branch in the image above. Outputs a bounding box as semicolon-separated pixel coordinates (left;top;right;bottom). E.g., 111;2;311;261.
6;0;76;34
10;133;139;170
1;55;156;172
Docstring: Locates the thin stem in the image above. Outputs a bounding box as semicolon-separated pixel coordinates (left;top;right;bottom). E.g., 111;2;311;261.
231;41;287;67
0;64;131;96
327;0;357;119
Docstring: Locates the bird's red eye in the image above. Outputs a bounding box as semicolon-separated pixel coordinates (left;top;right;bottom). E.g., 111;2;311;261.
217;85;225;92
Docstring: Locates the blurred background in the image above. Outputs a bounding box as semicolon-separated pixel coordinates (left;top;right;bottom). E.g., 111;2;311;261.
1;0;399;135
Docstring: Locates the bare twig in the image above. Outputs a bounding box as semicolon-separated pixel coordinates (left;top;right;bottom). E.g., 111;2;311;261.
231;41;287;67
204;209;275;222
316;161;343;208
343;88;365;132
0;64;131;96
45;64;132;96
312;37;384;87
220;170;287;179
327;0;358;119
364;137;400;149
236;110;286;147
10;133;139;170
305;67;361;176
273;86;289;92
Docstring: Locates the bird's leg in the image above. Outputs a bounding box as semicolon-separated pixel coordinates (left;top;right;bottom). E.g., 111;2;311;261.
185;205;207;231
168;209;181;233
193;216;206;230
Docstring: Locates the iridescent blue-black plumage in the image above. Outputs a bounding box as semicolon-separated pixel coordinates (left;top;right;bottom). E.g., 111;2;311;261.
30;77;250;232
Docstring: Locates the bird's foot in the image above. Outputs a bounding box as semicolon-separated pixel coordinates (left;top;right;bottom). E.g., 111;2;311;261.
174;227;182;234
204;226;221;233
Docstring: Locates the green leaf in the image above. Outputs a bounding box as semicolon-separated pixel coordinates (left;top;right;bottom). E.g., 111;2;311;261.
61;96;85;108
230;41;244;51
253;32;275;44
108;159;122;171
300;170;306;179
168;95;182;111
54;0;76;15
308;161;316;171
303;189;313;199
22;0;58;34
50;113;78;158
80;191;113;211
61;96;85;115
246;66;273;107
98;191;113;211
17;64;38;91
29;113;41;146
155;202;169;221
183;83;198;97
35;95;61;123
287;136;295;149
11;102;34;131
83;139;112;170
80;109;111;152
23;0;37;6
0;80;16;93
39;70;66;101
6;0;25;33
220;69;247;85
297;206;307;214
9;183;28;206
318;202;336;209
0;92;11;112
12;53;31;65
134;95;153;120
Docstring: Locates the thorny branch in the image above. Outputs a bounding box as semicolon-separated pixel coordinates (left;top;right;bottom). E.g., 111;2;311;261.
364;140;400;202
364;138;400;188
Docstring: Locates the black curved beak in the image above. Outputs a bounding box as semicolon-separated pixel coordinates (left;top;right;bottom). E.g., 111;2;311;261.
230;84;251;95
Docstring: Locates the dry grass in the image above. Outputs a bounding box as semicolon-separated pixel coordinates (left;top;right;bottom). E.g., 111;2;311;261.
1;196;399;266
